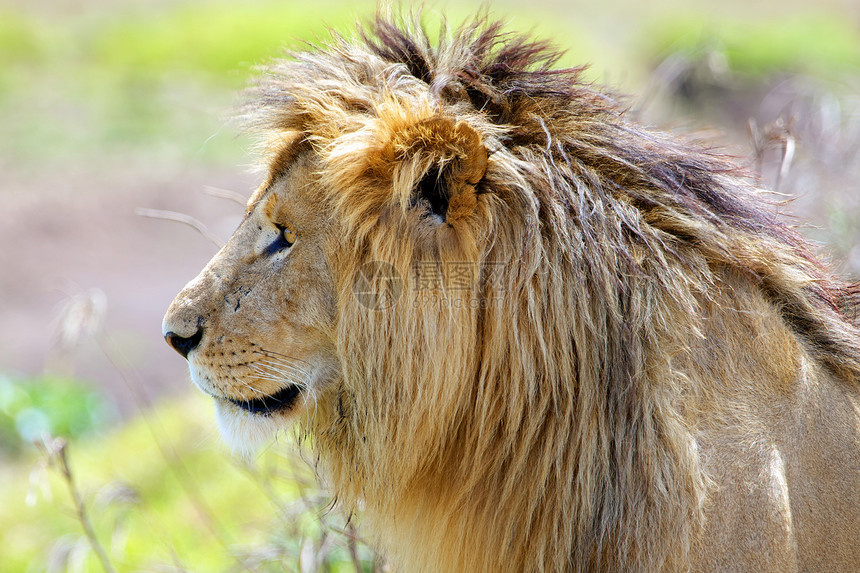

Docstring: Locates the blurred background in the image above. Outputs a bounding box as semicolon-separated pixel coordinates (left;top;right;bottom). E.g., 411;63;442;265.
1;0;858;570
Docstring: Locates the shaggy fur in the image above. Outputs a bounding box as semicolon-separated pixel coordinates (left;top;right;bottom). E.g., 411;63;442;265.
164;14;860;572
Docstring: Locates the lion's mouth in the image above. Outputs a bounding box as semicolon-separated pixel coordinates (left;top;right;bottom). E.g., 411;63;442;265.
227;384;302;415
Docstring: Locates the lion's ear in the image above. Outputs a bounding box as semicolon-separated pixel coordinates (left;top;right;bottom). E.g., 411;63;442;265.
392;117;487;223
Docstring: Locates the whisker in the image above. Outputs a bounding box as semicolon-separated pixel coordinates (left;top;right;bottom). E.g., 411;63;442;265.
248;363;309;390
253;348;313;366
253;354;308;370
255;361;307;378
253;361;309;380
250;361;308;381
234;379;269;399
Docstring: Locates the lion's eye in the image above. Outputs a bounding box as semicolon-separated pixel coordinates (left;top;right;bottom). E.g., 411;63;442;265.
265;224;297;255
282;228;297;246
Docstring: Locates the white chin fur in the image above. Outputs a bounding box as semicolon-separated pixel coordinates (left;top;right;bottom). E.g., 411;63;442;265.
214;400;283;459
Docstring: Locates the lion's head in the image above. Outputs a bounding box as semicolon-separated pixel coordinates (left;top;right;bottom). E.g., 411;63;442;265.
164;15;860;572
161;145;341;451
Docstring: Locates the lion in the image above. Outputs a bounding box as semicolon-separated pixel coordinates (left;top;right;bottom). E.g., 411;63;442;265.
162;15;860;572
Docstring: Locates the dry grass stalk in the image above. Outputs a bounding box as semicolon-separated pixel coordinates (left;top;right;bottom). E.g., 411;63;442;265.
135;207;224;248
38;436;117;573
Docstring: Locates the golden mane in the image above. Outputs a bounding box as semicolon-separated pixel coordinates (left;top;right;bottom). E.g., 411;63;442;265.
234;15;860;572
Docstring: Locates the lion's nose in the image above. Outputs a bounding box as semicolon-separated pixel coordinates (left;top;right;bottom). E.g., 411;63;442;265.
164;326;204;359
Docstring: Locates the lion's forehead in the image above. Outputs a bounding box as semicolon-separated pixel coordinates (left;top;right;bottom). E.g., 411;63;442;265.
245;131;309;211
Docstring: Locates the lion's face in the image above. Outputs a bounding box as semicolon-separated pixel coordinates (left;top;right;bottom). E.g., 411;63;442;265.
163;93;493;452
163;151;341;452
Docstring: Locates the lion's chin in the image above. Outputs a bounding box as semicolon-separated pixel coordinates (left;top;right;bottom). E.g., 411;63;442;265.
213;399;297;459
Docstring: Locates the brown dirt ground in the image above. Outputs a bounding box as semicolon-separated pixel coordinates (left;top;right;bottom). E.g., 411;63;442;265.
0;164;258;416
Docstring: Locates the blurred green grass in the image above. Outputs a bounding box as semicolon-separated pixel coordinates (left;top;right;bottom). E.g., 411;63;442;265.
0;375;114;457
92;3;356;77
2;1;857;169
651;13;860;75
0;1;372;167
0;394;375;572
